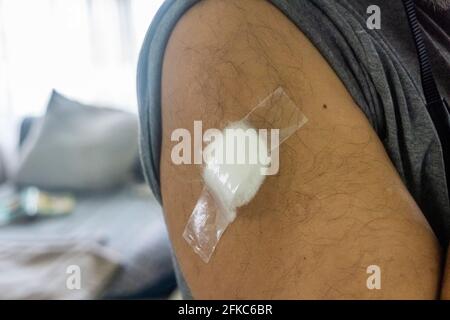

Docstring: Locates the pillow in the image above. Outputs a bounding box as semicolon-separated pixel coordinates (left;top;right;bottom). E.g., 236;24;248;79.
14;90;139;192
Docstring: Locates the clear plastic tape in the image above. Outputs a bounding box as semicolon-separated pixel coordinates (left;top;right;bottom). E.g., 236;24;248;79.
183;87;308;263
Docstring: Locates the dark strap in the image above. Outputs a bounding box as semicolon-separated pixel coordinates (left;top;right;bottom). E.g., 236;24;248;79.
403;0;444;105
403;0;450;199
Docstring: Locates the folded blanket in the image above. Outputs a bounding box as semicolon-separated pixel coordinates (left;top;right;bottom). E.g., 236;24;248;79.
0;238;121;299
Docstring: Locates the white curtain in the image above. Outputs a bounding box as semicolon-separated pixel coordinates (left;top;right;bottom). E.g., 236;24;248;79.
0;0;165;119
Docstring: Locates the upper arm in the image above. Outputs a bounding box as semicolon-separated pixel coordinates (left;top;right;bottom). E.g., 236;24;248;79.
442;249;450;299
159;0;441;299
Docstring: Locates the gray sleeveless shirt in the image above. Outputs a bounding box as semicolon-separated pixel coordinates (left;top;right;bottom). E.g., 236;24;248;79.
137;0;450;298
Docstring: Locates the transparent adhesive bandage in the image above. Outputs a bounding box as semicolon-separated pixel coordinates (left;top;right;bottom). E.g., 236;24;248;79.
183;87;308;263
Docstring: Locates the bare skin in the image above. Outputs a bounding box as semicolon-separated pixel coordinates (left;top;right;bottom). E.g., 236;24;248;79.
159;0;442;299
442;251;450;299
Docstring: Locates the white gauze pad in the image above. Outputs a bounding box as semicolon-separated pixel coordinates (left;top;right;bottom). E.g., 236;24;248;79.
183;87;308;263
202;121;270;223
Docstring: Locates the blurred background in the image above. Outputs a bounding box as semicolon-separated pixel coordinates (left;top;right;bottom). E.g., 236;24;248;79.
0;0;180;299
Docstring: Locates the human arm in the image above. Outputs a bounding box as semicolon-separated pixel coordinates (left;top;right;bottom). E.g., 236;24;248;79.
159;0;441;299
